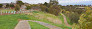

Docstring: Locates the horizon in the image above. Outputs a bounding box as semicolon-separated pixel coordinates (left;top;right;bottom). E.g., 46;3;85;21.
0;0;92;5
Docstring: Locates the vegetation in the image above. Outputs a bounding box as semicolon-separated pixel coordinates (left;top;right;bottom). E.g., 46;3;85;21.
48;5;61;16
72;7;92;29
15;5;20;11
40;2;61;16
26;5;31;10
0;14;30;29
10;4;15;8
0;4;3;8
61;5;86;23
28;11;72;29
6;4;10;8
29;21;49;29
0;0;92;29
16;1;24;6
0;11;71;29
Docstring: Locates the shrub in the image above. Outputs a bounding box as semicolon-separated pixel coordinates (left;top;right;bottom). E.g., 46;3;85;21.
0;4;3;8
15;5;20;11
48;5;61;16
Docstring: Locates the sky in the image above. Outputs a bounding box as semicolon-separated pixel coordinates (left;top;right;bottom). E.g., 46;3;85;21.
0;0;92;5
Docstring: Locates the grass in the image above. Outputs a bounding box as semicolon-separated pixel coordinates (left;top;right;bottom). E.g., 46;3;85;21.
59;14;64;24
29;21;49;29
0;11;72;29
0;14;31;29
66;16;73;25
30;11;72;29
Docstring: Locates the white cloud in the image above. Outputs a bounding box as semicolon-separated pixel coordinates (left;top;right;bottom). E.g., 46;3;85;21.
0;0;15;3
59;0;92;5
0;0;92;5
22;0;49;4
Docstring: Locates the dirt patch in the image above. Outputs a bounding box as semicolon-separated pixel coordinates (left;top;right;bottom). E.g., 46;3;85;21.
25;13;33;15
35;14;45;19
47;17;62;24
25;13;62;24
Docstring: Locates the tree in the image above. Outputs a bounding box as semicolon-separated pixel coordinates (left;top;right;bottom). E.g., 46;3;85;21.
0;4;3;8
6;4;10;8
15;5;20;11
26;5;31;10
10;4;14;7
40;5;48;12
48;5;61;16
69;12;79;23
44;2;48;6
16;1;24;6
73;7;92;29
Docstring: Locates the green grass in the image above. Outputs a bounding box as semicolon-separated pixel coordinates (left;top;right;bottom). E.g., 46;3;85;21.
59;14;64;24
29;21;49;29
30;11;72;29
0;14;31;29
0;11;72;29
66;16;73;25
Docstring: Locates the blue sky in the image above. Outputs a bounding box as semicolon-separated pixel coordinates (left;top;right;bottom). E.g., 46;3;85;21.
0;0;92;5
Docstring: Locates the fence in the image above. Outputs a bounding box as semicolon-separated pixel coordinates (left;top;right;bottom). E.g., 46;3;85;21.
0;10;30;15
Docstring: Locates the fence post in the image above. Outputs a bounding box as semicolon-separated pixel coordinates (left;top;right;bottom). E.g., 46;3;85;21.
14;11;16;14
1;11;2;15
11;11;13;14
8;11;10;14
6;11;7;13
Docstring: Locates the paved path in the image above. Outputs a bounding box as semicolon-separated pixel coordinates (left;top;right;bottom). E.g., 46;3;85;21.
27;20;62;29
14;20;31;29
61;13;71;27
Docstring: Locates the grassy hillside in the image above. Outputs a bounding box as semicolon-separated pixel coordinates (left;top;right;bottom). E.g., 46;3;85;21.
0;11;72;29
0;14;30;29
27;11;72;29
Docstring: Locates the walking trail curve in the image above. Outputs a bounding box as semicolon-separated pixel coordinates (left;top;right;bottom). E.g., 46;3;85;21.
27;20;62;29
14;20;31;29
14;20;62;29
61;13;71;27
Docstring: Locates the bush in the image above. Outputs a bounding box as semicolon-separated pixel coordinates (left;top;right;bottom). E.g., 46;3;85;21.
26;5;31;10
0;4;3;8
15;5;20;11
40;5;48;12
16;1;24;6
63;10;80;23
6;4;10;8
73;7;92;29
48;5;61;16
10;4;14;7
